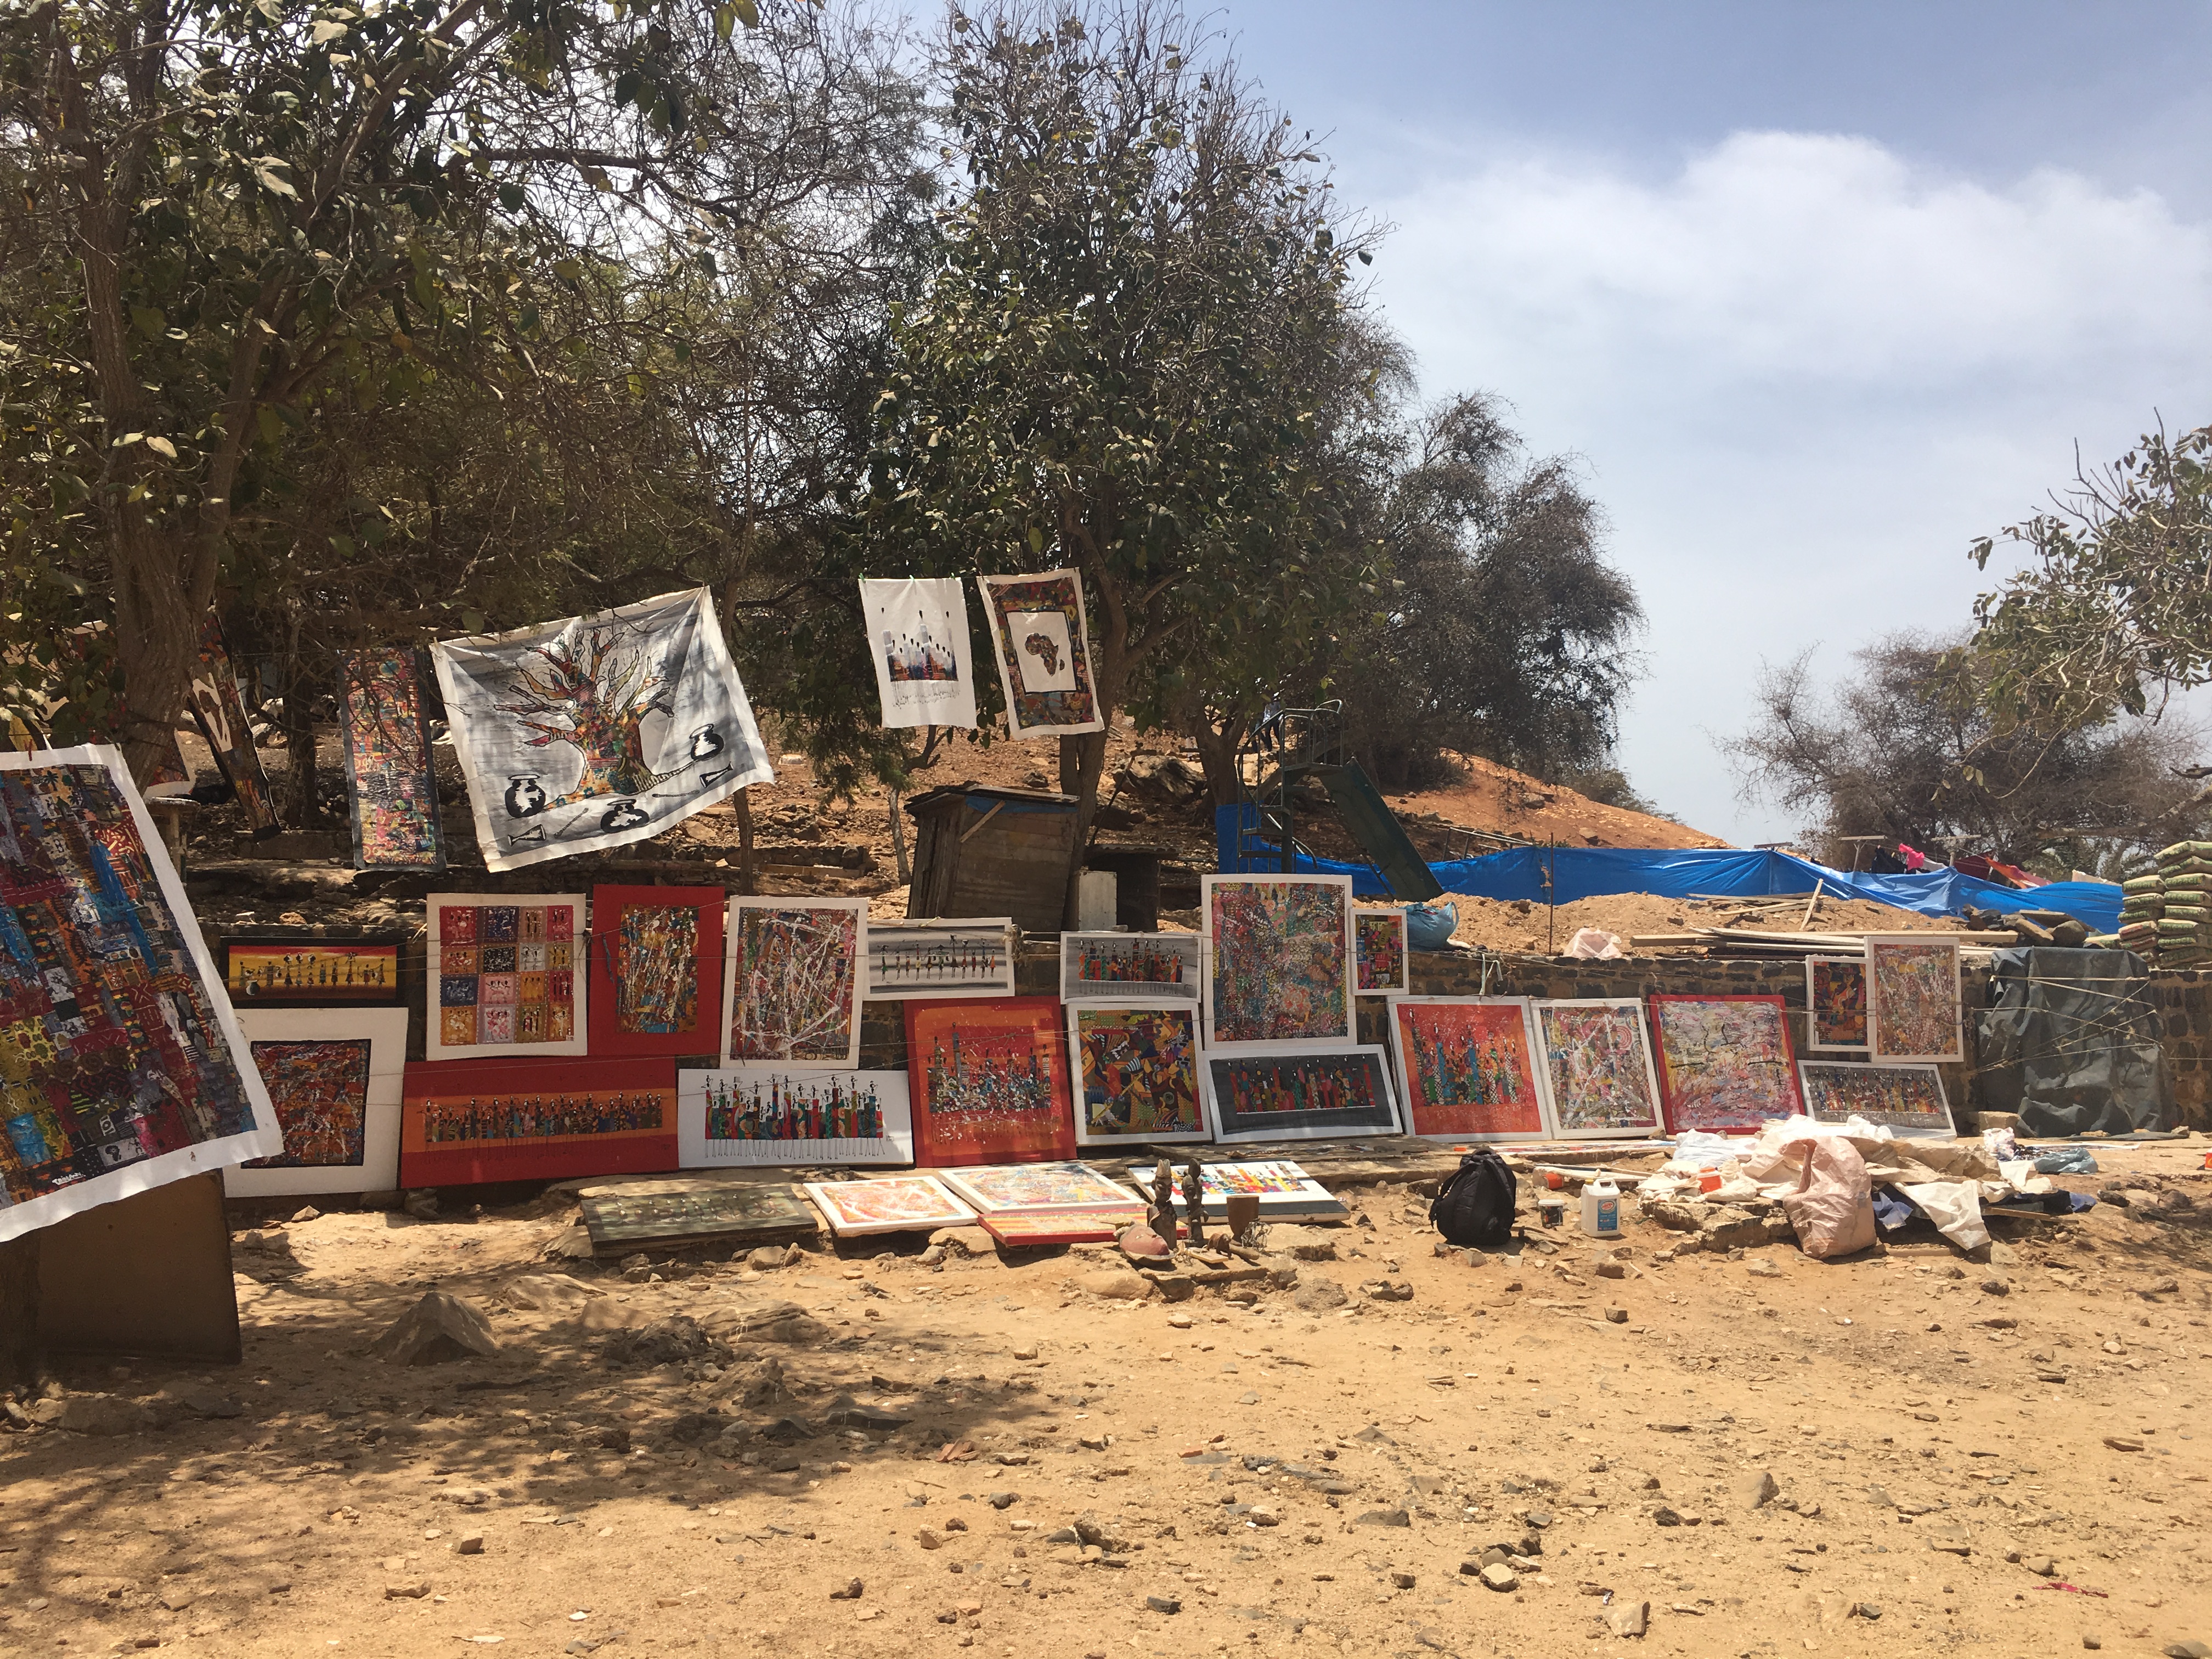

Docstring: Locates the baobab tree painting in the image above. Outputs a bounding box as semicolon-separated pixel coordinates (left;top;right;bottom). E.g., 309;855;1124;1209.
432;588;774;871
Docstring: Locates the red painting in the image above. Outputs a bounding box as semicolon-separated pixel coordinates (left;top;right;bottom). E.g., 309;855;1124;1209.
905;997;1077;1167
399;1054;677;1185
587;885;724;1058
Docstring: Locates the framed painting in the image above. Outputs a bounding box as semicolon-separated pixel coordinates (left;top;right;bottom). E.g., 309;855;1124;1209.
1805;956;1870;1053
587;885;723;1059
1068;1002;1211;1147
975;568;1105;739
1205;1047;1402;1144
904;997;1077;1167
724;896;864;1065
581;1185;818;1256
1386;996;1555;1142
1864;934;1964;1064
1646;994;1804;1134
425;893;588;1060
804;1175;977;1236
1059;930;1200;1003
936;1161;1143;1215
860;577;979;730
221;935;405;1007
0;746;281;1243
1200;873;1355;1052
336;646;446;872
1355;909;1409;995
865;918;1015;1001
980;1207;1148;1246
1531;999;1665;1139
225;1008;408;1198
1798;1060;1955;1136
1164;1159;1348;1221
399;1055;677;1185
677;1066;913;1167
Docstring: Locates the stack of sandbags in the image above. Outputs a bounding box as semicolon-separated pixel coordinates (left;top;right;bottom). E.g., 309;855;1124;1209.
2115;870;2164;955
2150;841;2212;969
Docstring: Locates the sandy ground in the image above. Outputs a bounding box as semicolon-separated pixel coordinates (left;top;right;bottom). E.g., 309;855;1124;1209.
7;1145;2212;1658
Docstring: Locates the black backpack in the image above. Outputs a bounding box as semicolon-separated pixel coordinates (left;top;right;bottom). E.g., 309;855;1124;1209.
1430;1150;1516;1249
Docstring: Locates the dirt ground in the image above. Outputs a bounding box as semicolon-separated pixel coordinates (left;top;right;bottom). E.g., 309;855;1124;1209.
8;1143;2212;1659
1438;894;1983;957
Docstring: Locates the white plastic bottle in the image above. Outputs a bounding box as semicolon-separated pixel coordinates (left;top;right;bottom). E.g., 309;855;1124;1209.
1580;1177;1622;1238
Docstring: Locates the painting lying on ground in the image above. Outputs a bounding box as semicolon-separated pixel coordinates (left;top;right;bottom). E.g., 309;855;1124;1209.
337;646;446;871
426;894;588;1060
400;1055;677;1184
860;577;978;730
677;1066;912;1166
1068;1002;1210;1146
0;746;280;1241
905;997;1076;1167
1386;996;1554;1141
221;936;404;1006
1865;934;1964;1064
865;918;1014;1001
1200;874;1354;1051
227;1007;408;1197
976;568;1104;738
1059;930;1200;1003
1206;1046;1401;1144
1355;909;1409;994
725;897;864;1064
431;586;774;872
1804;956;1870;1052
1647;994;1804;1133
1531;999;1665;1138
804;1175;977;1236
583;885;721;1059
937;1161;1142;1215
1798;1060;1955;1135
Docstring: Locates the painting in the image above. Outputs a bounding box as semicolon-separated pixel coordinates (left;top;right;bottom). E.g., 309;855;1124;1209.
426;894;588;1059
865;918;1014;1001
1059;930;1200;1003
585;885;722;1058
1386;996;1554;1141
1068;1002;1209;1146
225;1007;408;1197
725;896;865;1064
975;568;1105;739
1200;874;1355;1052
1163;1159;1347;1220
0;745;280;1243
581;1185;818;1256
938;1161;1142;1215
1805;956;1870;1053
860;577;978;730
1206;1047;1401;1144
431;587;774;872
1355;909;1409;994
337;646;446;871
1646;994;1804;1134
188;614;281;837
1865;934;1964;1064
905;997;1077;1167
980;1207;1149;1246
221;936;404;1006
1798;1060;1955;1135
678;1066;913;1166
804;1175;977;1236
399;1054;677;1184
1531;1000;1665;1139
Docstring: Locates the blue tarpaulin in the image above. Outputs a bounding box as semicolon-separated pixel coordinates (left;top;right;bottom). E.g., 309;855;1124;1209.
1214;806;2122;933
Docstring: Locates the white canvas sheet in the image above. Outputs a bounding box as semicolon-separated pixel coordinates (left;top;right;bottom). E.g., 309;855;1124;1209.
860;577;979;729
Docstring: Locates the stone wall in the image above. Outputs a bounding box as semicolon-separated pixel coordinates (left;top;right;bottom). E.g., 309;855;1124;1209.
2147;971;2212;1128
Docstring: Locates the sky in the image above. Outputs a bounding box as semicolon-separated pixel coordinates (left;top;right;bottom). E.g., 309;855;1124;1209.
1211;1;2212;847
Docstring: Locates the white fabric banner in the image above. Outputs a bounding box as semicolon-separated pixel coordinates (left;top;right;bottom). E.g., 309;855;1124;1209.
859;577;978;729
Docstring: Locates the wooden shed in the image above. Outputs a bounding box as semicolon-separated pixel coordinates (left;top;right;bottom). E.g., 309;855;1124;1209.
905;785;1080;934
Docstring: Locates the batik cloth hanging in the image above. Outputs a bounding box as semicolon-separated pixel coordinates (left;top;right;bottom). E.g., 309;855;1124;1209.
431;588;773;871
860;577;979;729
975;568;1105;739
188;613;280;836
337;646;445;871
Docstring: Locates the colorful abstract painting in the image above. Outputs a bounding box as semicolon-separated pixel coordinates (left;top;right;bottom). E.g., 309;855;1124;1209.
426;893;588;1059
0;746;280;1242
938;1161;1141;1215
400;1054;676;1184
860;577;978;729
1206;1047;1401;1144
1068;1002;1209;1145
1864;934;1964;1064
1531;1000;1664;1138
584;885;721;1058
1059;930;1200;1002
1804;956;1869;1052
1162;1159;1347;1219
980;1207;1147;1245
724;897;864;1064
337;646;445;871
975;568;1104;738
678;1066;913;1166
1386;996;1553;1141
227;1007;407;1197
188;613;281;837
905;997;1077;1167
221;936;404;1006
1201;874;1354;1051
1646;994;1804;1133
1355;909;1409;994
865;918;1014;1001
431;587;774;872
804;1175;976;1236
1798;1060;1955;1135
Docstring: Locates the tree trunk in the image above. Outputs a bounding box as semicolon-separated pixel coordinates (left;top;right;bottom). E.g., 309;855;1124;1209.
733;790;758;896
280;617;322;827
0;1233;40;1396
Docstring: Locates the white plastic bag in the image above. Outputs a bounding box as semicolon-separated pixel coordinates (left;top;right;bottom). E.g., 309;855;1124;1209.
1566;927;1623;960
1779;1133;1876;1260
1906;1180;1989;1252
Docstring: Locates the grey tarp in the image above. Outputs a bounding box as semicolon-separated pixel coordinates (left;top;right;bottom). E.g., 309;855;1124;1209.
1977;947;2171;1136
